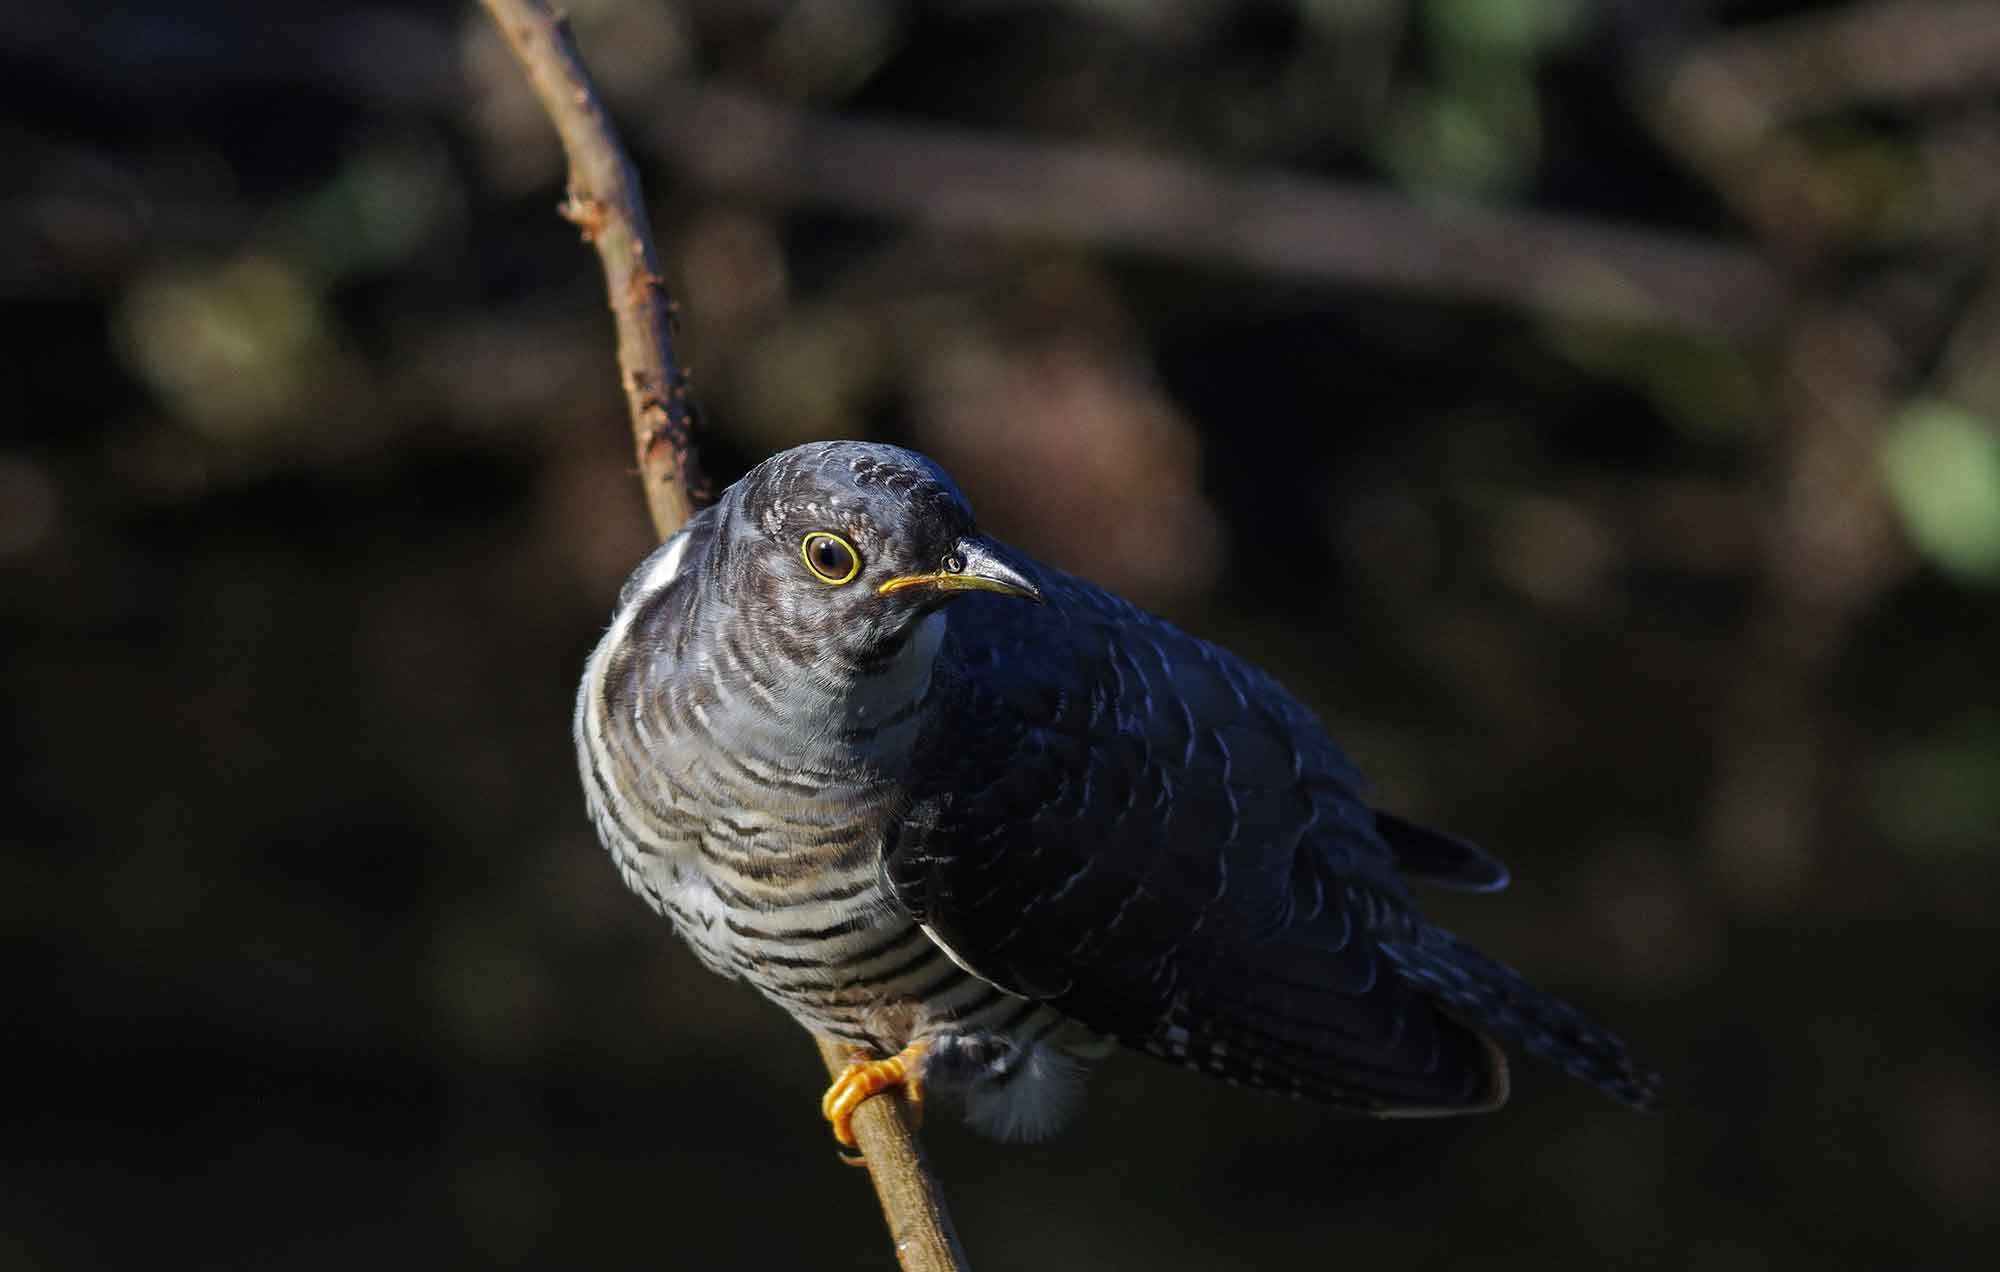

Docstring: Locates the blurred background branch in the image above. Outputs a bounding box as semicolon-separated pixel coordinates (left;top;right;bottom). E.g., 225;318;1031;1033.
640;81;1787;341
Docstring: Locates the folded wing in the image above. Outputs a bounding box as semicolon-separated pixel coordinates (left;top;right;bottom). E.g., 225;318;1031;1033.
883;571;1509;1113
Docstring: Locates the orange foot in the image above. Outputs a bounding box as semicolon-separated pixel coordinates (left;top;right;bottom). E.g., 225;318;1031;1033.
821;1040;930;1150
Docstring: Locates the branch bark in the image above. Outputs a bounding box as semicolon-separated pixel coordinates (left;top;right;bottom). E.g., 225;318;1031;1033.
478;0;700;541
816;1037;970;1270
475;2;967;1268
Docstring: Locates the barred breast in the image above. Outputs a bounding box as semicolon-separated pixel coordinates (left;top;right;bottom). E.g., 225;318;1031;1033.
572;521;1082;1113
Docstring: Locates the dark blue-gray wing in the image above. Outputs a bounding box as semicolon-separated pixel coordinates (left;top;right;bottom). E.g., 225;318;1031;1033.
885;568;1506;1112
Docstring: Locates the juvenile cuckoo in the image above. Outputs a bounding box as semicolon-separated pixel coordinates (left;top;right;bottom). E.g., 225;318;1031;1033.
576;441;1657;1146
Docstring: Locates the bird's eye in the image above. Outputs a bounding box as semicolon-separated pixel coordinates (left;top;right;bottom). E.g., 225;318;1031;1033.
941;552;966;574
801;531;862;585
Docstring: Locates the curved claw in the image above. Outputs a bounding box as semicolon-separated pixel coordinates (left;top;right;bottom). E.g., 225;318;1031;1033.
821;1040;930;1151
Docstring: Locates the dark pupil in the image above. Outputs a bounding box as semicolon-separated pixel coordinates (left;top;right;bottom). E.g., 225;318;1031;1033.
814;538;851;577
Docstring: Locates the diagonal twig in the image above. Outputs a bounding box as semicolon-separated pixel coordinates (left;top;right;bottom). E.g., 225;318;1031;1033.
474;2;968;1268
478;0;702;541
816;1036;969;1269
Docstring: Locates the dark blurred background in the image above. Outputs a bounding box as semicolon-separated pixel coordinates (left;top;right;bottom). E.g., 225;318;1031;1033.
6;0;1999;1267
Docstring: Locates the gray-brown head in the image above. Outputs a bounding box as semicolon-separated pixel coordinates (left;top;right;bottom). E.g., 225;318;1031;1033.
690;441;1042;678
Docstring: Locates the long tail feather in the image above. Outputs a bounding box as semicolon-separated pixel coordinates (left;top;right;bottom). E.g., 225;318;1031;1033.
1382;928;1660;1110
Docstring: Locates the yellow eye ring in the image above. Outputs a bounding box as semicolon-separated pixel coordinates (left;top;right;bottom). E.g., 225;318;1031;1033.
800;531;862;585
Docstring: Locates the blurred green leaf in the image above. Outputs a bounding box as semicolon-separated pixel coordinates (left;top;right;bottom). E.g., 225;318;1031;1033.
279;135;455;280
1880;401;2000;584
1425;0;1587;53
1547;324;1759;438
1388;3;1555;201
115;254;337;439
1867;723;2000;859
1381;87;1531;198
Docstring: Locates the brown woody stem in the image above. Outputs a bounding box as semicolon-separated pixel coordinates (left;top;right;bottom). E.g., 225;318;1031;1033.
478;0;701;540
816;1036;971;1270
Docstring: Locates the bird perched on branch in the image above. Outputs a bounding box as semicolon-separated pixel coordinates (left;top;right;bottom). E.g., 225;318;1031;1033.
576;441;1657;1147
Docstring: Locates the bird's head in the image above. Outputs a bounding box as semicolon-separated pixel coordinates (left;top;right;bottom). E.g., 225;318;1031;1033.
717;441;1041;667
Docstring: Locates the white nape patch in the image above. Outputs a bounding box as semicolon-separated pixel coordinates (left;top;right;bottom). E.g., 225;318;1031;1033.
638;531;692;596
592;529;694;685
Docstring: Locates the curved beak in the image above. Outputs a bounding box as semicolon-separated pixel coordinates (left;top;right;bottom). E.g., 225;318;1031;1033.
877;534;1044;603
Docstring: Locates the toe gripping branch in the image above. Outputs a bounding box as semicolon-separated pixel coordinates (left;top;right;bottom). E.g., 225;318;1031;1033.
821;1040;930;1151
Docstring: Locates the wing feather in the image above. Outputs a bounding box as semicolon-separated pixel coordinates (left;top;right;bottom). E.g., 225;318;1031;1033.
885;566;1507;1113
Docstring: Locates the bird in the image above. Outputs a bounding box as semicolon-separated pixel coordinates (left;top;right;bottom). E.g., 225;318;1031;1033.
574;440;1658;1148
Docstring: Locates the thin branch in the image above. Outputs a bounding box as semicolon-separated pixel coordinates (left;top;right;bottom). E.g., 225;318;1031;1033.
475;2;967;1268
478;0;701;541
817;1037;971;1271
